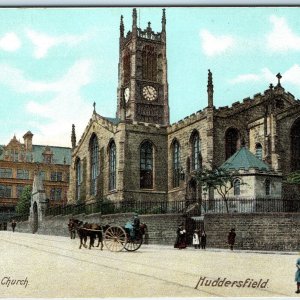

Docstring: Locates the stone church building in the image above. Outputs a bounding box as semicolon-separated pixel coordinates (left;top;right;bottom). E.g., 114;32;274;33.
67;9;300;206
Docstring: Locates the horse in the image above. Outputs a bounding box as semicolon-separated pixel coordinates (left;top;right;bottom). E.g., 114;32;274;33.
77;222;110;250
67;218;81;239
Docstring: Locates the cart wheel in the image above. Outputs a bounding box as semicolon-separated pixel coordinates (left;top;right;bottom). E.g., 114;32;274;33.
125;236;143;251
104;226;127;252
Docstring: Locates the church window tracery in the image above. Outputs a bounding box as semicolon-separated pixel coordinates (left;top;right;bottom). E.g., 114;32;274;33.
191;131;201;171
75;158;81;202
255;143;263;160
291;119;300;171
109;141;116;191
90;134;99;196
225;128;240;160
140;141;153;189
233;179;241;196
172;140;180;188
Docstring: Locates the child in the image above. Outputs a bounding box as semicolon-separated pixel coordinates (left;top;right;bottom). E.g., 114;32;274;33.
192;229;200;249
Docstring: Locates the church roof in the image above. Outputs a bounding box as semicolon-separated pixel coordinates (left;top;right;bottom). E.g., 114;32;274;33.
104;117;120;125
221;147;270;172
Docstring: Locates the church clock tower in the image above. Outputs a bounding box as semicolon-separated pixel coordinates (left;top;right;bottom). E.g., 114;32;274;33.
117;8;169;126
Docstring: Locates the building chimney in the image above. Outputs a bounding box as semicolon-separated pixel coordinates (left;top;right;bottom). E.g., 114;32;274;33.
23;131;33;151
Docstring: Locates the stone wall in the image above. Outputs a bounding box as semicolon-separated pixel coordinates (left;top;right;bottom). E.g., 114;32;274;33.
204;213;300;251
11;213;185;246
124;123;168;202
69;114;126;204
9;212;300;251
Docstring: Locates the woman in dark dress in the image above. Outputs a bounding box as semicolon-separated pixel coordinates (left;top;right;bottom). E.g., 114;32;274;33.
200;230;207;249
174;223;187;249
228;228;236;250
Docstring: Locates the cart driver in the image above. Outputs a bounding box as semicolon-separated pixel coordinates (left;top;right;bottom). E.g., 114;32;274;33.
132;212;140;236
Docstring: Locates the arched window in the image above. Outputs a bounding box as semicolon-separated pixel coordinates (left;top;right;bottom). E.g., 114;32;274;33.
123;50;131;84
140;141;153;189
291;119;300;171
142;45;157;81
225;128;240;160
233;179;240;196
186;157;191;175
75;158;81;202
265;179;271;196
172;140;180;188
90;134;99;196
191;131;201;171
109;141;116;191
255;143;263;160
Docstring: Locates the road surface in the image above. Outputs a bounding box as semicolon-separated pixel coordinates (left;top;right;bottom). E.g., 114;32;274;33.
0;231;297;297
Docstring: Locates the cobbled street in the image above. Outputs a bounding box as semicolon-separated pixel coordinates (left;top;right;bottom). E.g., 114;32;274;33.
0;231;297;297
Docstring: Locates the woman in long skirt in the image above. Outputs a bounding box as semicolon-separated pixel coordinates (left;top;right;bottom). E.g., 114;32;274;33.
295;258;300;293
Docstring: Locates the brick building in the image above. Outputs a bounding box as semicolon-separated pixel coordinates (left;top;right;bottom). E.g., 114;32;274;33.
68;9;300;205
0;131;71;214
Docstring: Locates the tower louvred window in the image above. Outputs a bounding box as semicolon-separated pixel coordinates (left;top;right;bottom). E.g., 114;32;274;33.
123;50;131;84
142;45;157;81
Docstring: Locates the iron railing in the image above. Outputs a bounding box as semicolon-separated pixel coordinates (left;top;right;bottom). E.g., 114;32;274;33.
10;198;300;221
201;198;300;214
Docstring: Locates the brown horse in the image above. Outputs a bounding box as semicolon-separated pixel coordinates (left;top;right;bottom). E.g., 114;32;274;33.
67;218;81;239
77;222;110;250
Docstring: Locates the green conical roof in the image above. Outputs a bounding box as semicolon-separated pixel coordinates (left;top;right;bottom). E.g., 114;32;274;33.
221;147;270;171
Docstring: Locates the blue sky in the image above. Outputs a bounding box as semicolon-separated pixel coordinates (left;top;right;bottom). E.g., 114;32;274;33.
0;7;300;147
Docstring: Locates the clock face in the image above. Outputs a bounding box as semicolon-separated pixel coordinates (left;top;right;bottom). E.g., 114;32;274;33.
143;85;157;101
124;87;130;102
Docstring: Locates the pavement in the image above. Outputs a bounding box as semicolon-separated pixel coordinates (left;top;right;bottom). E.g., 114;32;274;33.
0;231;298;298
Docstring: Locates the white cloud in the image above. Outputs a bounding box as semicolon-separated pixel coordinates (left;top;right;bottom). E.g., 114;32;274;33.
0;59;92;94
281;64;300;86
0;59;99;146
0;32;21;52
200;29;234;57
267;15;300;52
229;68;276;85
229;74;260;84
229;65;300;89
25;29;91;59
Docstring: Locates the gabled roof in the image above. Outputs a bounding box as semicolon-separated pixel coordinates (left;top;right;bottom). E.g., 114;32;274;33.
0;144;71;165
31;145;71;165
221;147;270;172
104;117;120;125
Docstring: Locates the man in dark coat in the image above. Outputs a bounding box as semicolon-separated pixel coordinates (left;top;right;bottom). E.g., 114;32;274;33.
200;230;207;249
11;220;16;232
228;228;236;250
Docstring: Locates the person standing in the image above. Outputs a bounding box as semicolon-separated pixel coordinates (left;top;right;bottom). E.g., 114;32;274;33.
174;223;186;249
174;224;182;248
228;228;236;250
295;257;300;294
132;212;140;236
192;230;200;249
11;220;16;232
200;230;207;249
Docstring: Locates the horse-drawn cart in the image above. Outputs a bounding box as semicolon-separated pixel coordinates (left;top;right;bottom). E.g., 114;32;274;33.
69;217;147;252
104;224;144;252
